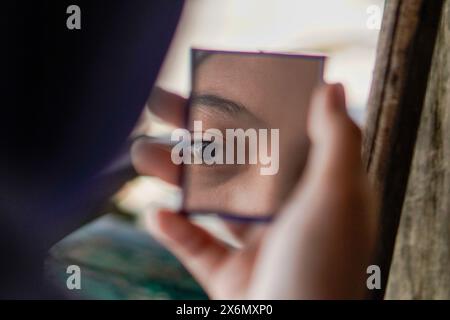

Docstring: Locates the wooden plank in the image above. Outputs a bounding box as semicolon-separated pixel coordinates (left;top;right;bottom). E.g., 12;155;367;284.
362;0;444;299
386;0;450;299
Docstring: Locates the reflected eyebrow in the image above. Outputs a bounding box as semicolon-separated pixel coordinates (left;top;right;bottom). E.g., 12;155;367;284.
191;94;245;115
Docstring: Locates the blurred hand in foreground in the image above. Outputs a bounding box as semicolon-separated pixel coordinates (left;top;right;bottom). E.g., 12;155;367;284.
132;84;378;299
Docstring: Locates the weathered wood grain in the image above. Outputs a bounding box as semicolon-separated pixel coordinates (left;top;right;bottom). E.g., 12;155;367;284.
363;0;444;299
386;0;450;299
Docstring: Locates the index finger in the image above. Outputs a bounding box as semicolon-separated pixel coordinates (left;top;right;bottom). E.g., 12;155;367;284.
147;87;187;127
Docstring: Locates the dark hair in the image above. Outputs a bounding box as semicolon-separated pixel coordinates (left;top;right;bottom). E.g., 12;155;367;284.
192;50;213;69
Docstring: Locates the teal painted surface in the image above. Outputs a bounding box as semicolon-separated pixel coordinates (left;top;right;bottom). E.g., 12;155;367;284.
46;214;208;299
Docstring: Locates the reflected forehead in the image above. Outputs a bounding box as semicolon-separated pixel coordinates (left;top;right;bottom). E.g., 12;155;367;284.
190;92;266;127
191;94;244;115
196;54;282;77
192;53;319;129
193;54;282;112
194;53;305;99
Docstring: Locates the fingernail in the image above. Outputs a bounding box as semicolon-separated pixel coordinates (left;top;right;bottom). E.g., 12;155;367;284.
327;83;346;113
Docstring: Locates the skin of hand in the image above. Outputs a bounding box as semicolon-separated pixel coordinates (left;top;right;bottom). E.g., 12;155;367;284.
132;84;378;299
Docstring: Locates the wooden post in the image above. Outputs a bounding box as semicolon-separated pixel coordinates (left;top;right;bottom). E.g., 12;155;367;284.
386;0;450;299
363;0;444;299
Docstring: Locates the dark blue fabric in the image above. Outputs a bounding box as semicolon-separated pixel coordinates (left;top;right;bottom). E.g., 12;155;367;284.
0;0;183;298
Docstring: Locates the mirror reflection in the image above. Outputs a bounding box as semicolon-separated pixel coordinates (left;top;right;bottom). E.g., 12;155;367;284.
182;50;325;219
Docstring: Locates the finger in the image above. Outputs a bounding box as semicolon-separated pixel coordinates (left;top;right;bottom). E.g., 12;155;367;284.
290;83;368;219
131;136;181;185
147;87;186;127
298;84;375;289
251;84;374;299
306;83;363;183
283;83;371;238
146;209;229;292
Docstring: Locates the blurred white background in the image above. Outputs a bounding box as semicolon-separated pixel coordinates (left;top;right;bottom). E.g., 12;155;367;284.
157;0;384;122
117;0;385;227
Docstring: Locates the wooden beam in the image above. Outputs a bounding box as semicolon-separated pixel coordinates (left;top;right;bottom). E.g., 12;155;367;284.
386;0;450;299
363;0;444;299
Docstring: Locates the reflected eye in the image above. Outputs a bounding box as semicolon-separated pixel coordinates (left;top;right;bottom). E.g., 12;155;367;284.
192;140;211;161
188;130;225;164
192;140;220;163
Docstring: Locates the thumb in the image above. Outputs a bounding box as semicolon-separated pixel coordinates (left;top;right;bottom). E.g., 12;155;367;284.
254;84;376;299
288;83;372;232
306;83;363;183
